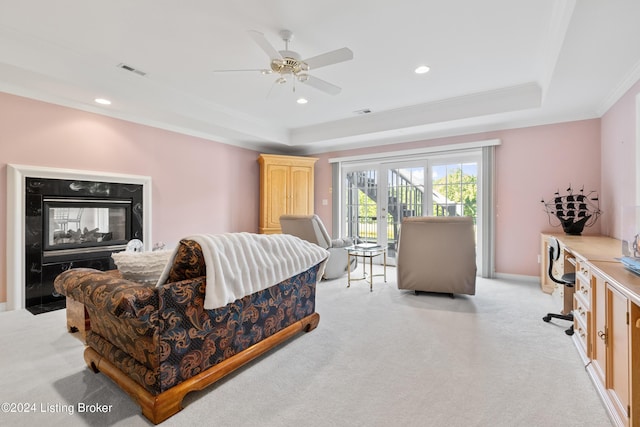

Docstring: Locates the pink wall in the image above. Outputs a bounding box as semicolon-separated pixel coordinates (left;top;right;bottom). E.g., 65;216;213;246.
0;92;261;304
6;77;640;304
313;119;602;277
600;79;640;238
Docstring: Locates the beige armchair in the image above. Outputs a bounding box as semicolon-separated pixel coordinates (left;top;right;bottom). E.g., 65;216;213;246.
396;216;476;295
280;214;356;280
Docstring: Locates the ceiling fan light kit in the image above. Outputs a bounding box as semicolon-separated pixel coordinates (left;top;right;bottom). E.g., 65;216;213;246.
214;29;353;97
270;57;307;75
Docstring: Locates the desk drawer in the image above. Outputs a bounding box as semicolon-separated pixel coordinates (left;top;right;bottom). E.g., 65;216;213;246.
576;258;590;276
575;279;591;307
573;293;590;357
575;262;591;308
573;312;589;355
573;293;589;326
575;259;590;283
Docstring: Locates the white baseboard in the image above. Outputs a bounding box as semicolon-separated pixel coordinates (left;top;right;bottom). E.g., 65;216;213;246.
493;273;540;284
0;302;7;312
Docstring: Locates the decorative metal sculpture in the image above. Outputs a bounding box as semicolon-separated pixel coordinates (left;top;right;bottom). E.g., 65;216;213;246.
541;185;601;235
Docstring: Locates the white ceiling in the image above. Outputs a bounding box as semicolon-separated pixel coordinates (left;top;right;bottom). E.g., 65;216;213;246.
1;0;639;154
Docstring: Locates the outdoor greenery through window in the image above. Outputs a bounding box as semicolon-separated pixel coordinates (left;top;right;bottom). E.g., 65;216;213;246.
344;160;478;258
432;163;478;220
337;142;494;274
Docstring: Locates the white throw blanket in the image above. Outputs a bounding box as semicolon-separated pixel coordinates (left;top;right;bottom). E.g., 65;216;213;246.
156;233;329;309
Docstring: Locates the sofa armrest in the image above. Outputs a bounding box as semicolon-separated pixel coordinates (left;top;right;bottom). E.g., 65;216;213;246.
54;268;158;319
329;237;354;248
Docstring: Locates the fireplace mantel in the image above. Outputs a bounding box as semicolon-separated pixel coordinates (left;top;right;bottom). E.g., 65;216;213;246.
6;164;152;311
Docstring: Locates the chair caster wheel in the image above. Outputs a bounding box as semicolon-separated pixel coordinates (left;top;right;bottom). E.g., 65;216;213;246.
542;316;551;322
565;328;574;336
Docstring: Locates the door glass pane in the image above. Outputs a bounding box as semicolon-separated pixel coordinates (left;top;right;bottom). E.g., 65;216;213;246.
387;167;424;258
431;162;478;223
339;151;484;274
344;169;378;244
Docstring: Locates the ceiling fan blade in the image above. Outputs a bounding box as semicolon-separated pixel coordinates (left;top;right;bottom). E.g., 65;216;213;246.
247;30;283;60
266;78;287;99
300;75;341;95
303;47;353;70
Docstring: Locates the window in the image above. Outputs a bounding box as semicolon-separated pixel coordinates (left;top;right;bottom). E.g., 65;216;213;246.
331;140;497;276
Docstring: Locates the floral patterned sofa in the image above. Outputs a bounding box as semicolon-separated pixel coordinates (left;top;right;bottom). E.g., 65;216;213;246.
54;238;325;424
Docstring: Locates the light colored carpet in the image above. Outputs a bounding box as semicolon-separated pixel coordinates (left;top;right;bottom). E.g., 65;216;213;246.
0;267;612;426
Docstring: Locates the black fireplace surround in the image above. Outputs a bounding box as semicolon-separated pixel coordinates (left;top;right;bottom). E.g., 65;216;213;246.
25;177;143;314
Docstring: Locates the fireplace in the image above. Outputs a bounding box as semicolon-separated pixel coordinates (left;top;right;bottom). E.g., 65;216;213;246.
6;165;152;313
24;176;144;314
43;198;131;252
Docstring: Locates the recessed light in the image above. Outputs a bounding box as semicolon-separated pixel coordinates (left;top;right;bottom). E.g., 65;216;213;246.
94;98;112;105
297;97;308;104
415;65;430;74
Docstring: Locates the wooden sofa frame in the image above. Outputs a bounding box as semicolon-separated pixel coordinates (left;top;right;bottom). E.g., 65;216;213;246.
82;311;319;424
56;236;325;424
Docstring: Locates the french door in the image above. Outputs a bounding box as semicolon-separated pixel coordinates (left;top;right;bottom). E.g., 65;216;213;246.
342;153;481;266
343;163;424;259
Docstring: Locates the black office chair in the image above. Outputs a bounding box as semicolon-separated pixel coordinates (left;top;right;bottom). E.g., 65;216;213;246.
542;237;575;336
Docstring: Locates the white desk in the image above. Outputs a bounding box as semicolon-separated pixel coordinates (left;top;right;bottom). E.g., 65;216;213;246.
540;233;639;427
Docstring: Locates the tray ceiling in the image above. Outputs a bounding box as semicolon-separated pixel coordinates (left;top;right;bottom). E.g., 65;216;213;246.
1;1;639;153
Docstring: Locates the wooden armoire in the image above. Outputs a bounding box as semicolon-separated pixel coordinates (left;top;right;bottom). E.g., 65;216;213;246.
258;154;318;234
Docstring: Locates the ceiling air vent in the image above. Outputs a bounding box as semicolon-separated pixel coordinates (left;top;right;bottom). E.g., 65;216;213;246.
117;63;147;77
354;108;372;115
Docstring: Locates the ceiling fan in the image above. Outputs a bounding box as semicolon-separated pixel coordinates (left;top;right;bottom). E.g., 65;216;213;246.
214;29;353;95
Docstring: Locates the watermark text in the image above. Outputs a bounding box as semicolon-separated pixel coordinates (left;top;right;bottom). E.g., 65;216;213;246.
1;401;113;416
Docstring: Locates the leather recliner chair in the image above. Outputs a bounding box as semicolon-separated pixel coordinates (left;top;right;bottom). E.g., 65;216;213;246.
396;216;477;295
280;214;356;280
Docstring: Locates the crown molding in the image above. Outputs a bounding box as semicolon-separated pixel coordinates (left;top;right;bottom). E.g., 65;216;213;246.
597;58;640;116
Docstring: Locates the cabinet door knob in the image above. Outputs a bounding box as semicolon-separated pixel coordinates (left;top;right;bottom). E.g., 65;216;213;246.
597;330;607;341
